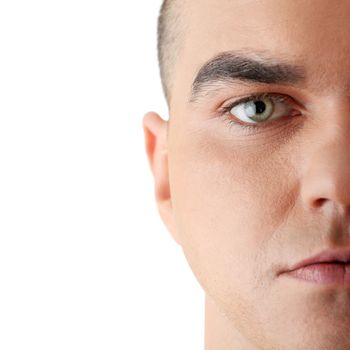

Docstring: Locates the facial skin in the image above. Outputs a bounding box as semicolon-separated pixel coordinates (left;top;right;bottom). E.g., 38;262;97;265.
143;1;350;349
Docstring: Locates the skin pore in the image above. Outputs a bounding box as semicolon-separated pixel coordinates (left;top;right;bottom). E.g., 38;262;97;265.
143;0;350;349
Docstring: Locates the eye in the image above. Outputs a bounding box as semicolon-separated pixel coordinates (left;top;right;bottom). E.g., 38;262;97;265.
232;95;274;123
222;93;299;128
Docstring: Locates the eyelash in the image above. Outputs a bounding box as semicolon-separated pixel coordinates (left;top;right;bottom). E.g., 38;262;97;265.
219;92;298;132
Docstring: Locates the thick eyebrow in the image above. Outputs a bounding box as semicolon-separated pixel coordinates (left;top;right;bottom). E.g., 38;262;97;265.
190;50;306;103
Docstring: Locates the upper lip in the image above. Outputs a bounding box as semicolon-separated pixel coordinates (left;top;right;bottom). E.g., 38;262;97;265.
287;248;350;272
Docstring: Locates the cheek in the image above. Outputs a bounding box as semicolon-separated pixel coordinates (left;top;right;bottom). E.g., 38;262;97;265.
168;129;295;307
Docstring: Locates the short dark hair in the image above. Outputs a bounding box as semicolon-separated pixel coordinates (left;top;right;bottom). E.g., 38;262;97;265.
157;0;183;106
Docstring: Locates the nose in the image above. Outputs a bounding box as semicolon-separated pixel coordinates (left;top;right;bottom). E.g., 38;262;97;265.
300;113;350;216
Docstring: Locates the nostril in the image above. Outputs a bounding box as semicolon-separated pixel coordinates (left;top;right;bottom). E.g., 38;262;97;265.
313;198;328;208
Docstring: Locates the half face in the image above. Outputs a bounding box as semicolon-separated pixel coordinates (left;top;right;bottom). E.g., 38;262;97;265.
166;0;350;349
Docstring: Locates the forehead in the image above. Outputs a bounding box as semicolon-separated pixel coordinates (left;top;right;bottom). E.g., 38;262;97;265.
171;0;350;110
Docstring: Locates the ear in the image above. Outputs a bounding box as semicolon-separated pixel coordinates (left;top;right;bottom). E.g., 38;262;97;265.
142;112;181;246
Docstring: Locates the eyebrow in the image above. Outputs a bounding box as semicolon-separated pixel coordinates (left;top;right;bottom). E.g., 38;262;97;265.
190;50;306;103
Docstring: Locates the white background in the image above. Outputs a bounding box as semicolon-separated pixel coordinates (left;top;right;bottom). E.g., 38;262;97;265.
0;1;204;349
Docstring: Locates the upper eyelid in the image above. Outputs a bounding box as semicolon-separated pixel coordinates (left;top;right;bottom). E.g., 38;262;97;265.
221;92;296;111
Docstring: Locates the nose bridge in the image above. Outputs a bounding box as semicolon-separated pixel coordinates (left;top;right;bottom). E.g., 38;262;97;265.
300;99;350;215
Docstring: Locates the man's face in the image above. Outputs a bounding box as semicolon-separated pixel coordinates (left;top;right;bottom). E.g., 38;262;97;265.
153;0;350;349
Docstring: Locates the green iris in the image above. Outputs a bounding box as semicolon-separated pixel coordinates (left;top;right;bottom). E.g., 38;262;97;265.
243;97;274;122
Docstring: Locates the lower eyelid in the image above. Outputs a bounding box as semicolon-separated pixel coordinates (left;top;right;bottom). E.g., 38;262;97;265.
223;107;303;132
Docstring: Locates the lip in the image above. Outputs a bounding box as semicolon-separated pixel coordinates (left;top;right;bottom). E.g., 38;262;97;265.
281;248;350;286
289;248;350;271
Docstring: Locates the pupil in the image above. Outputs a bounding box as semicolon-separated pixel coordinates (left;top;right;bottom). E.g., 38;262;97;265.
255;100;266;114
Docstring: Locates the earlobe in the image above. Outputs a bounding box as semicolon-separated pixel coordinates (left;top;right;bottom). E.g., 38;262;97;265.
142;112;181;246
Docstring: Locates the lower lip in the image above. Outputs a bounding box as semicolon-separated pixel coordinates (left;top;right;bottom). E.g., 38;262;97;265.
285;263;350;286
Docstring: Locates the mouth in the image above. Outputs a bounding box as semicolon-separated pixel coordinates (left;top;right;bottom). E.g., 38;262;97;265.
280;248;350;286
